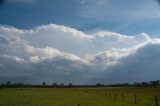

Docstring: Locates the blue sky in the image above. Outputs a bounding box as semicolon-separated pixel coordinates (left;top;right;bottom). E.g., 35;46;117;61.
0;0;160;84
1;0;160;37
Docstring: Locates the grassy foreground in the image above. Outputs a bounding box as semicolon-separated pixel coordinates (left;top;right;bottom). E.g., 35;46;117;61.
0;87;159;106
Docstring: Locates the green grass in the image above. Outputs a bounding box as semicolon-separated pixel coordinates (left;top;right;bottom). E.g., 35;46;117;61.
0;87;159;106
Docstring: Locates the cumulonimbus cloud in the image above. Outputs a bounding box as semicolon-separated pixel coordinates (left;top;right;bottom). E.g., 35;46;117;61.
0;24;159;84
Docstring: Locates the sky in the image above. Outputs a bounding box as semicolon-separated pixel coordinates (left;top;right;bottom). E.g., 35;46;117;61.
0;0;160;84
1;0;160;36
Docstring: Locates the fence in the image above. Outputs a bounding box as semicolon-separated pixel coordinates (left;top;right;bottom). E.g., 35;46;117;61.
75;92;159;106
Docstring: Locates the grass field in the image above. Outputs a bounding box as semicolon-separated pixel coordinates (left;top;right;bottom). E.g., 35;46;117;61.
0;87;159;106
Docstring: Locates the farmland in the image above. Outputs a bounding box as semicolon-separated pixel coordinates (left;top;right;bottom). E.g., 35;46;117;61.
0;87;159;106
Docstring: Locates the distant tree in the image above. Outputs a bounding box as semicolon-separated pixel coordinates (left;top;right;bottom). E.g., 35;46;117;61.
0;83;5;88
42;82;46;86
59;83;64;87
52;82;57;87
133;82;142;87
142;82;148;87
96;83;100;86
6;81;11;86
96;83;104;87
120;83;129;87
150;81;158;87
157;80;160;85
68;83;73;87
14;83;25;87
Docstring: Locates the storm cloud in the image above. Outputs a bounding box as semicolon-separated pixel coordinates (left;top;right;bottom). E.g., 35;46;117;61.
0;24;159;84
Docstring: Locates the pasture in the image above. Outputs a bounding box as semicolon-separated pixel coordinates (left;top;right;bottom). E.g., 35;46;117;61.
0;87;159;106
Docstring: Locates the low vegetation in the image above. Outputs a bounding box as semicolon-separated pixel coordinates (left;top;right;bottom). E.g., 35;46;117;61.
0;87;159;106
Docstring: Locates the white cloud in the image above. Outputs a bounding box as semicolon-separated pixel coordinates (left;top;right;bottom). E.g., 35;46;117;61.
29;56;39;63
87;39;151;65
0;54;25;63
0;24;149;57
0;24;160;84
25;45;61;58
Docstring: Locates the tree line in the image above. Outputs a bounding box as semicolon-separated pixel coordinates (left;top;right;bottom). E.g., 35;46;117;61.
0;80;159;88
